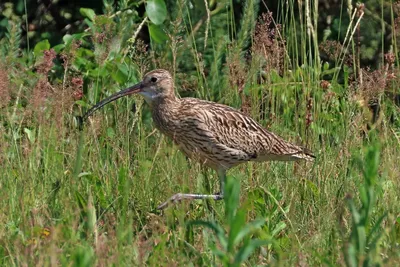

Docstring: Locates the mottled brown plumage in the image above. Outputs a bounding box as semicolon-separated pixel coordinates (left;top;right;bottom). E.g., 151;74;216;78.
83;69;315;209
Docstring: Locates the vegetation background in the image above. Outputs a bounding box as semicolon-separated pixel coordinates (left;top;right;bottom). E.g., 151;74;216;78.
1;0;399;265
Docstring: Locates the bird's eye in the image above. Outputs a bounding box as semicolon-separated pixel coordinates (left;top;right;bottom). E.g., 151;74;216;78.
150;77;158;83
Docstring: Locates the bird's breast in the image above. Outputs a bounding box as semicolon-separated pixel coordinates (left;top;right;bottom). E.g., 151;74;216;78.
151;106;180;136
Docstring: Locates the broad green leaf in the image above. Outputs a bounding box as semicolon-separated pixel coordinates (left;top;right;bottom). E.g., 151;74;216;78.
63;34;73;44
72;32;91;41
356;225;366;252
146;0;167;25
33;39;50;55
225;176;240;223
363;145;380;186
52;44;65;53
73;56;91;70
187;220;228;250
232;217;267;247
228;209;246;252
76;47;95;57
209;244;229;262
83;18;93;28
88;66;109;78
148;24;168;43
63;33;90;46
347;198;360;225
86;193;97;233
234;239;272;264
80;8;96;21
346;243;358;267
367;212;387;246
109;63;129;84
271;221;287;237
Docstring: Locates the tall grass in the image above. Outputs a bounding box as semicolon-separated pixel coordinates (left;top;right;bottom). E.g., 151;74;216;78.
0;0;399;265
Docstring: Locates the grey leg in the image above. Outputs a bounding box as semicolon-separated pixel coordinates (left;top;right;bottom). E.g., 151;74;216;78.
218;169;226;196
157;169;227;210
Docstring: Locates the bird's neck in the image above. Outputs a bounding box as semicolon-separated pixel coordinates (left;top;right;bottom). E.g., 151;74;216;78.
150;96;181;135
149;94;179;109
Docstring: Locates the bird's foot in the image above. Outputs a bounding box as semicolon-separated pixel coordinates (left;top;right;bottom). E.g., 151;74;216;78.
157;193;224;210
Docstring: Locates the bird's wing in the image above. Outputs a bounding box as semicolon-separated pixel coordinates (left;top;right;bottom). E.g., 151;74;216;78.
180;98;313;162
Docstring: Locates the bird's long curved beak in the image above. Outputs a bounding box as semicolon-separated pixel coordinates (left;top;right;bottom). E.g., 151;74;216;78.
82;82;143;120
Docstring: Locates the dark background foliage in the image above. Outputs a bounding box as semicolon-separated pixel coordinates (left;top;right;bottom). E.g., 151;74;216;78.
0;0;394;68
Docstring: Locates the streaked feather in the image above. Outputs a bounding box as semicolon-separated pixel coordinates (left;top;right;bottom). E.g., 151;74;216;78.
151;96;314;171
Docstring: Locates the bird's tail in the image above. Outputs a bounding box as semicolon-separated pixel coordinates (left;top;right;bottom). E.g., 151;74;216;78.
293;147;315;161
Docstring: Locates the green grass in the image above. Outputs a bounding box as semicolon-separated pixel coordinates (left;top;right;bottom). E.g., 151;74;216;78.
1;0;400;265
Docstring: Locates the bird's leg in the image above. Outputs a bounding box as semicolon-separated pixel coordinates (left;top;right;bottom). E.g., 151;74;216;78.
213;169;226;196
157;170;227;210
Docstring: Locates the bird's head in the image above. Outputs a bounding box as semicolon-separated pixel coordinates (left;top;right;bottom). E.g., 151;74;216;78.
139;69;175;104
82;69;175;120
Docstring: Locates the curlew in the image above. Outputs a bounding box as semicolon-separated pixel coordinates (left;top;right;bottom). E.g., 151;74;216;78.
82;69;314;209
